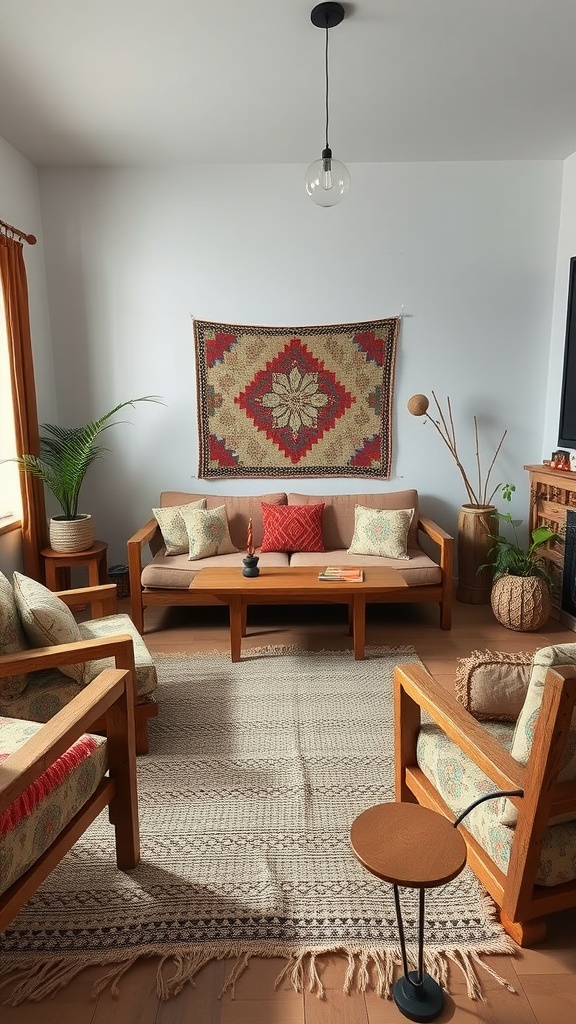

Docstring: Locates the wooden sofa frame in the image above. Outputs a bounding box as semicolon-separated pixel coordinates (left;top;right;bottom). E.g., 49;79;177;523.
394;661;576;946
1;638;139;931
128;515;454;634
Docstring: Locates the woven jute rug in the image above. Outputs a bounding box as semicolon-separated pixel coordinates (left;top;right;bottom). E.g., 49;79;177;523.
0;646;514;1004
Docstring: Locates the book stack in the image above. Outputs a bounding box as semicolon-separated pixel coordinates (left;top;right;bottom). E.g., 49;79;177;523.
317;566;364;582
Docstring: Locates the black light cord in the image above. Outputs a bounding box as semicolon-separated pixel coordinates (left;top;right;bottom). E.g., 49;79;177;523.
324;21;330;150
452;789;524;828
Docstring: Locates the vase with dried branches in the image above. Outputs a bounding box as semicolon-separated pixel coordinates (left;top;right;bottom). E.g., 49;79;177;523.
407;392;509;605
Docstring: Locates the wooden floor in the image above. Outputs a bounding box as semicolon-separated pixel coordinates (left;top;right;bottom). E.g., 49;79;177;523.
4;598;576;1024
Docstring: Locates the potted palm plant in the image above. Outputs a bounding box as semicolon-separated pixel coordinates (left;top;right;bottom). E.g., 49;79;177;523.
480;511;558;631
7;397;160;553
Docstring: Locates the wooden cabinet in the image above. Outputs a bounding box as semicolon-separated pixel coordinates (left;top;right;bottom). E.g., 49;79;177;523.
525;464;576;628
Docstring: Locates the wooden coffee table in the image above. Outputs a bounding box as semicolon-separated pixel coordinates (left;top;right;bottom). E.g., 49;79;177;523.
191;565;408;662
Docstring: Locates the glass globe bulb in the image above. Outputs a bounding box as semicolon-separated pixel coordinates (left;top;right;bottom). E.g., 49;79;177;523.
305;152;350;207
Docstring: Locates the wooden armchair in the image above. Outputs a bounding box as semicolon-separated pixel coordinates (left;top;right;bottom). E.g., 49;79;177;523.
1;635;139;931
394;660;576;946
1;582;158;755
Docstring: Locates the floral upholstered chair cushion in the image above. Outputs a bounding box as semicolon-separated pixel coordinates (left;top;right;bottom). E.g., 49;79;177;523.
416;721;576;887
0;716;107;895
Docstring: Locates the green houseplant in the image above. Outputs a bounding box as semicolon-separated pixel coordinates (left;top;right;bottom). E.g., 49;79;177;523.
7;396;160;553
481;511;558;631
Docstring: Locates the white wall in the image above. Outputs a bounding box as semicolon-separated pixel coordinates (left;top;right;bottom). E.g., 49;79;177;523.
543;151;576;456
38;161;562;564
0;135;55;574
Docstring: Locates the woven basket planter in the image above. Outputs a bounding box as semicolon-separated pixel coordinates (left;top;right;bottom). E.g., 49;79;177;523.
49;514;94;553
491;574;551;632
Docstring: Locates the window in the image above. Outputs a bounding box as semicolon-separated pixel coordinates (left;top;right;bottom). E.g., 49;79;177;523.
0;281;22;524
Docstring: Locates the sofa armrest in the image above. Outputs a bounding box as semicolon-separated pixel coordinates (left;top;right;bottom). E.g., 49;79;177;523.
417;516;454;629
56;583;118;618
394;662;526;803
127;518;161;633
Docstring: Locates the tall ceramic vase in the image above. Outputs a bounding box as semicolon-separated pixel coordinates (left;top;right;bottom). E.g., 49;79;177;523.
456;504;498;604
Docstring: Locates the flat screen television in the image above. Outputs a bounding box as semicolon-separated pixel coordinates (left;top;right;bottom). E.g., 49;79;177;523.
558;255;576;449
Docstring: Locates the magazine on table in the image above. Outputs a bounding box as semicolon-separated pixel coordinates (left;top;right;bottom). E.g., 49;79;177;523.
318;566;364;582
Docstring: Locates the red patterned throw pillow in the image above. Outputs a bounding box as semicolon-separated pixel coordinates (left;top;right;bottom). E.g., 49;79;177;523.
260;503;325;553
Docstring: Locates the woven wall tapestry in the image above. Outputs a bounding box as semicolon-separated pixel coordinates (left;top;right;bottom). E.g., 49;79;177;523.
194;317;399;479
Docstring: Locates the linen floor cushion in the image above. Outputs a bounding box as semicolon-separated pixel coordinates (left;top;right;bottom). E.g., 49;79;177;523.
0;571;29;700
348;505;413;559
180;505;238;561
501;643;576;827
260;502;325;553
12;572;84;685
454;649;534;721
153;498;206;555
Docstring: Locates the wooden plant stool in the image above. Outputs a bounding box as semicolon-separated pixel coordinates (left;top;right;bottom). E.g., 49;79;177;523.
41;540;109;591
350;802;467;1022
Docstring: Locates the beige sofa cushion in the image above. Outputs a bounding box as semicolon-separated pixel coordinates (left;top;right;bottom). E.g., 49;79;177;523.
141;549;290;590
288;491;419;551
158;492;287;551
289;549;440;586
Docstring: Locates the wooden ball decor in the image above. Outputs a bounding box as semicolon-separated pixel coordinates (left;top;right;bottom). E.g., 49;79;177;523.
407;393;430;416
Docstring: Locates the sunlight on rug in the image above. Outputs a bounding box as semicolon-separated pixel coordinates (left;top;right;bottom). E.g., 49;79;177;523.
0;646;515;1004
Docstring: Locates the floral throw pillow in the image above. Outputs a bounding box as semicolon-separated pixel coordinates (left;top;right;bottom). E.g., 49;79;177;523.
500;643;576;827
12;572;84;685
260;503;325;553
180;506;238;561
153;498;207;555
348;506;414;559
0;570;29;699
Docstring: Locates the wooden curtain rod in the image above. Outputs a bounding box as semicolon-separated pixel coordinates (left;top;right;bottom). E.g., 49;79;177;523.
0;218;37;245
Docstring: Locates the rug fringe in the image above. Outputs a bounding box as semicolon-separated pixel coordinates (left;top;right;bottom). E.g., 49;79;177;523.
0;944;517;1005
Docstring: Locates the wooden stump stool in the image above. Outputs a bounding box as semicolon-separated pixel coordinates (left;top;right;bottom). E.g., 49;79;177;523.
350;802;467;1022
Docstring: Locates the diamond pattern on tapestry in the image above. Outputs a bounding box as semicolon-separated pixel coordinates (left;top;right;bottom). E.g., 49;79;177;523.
193;318;399;479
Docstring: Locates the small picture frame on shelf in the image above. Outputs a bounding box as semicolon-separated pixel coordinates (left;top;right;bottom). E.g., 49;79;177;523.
549;449;571;471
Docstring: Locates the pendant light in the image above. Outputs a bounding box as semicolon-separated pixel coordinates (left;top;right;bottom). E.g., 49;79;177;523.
305;2;350;207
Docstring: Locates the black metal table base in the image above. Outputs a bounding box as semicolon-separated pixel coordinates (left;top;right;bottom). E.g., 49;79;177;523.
392;884;444;1022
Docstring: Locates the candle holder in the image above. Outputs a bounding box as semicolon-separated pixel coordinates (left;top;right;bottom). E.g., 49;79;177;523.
242;554;260;577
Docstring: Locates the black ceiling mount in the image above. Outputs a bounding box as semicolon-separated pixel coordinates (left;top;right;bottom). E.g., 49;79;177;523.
310;2;345;30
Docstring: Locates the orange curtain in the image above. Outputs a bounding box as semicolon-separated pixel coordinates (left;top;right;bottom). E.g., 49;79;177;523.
0;233;46;578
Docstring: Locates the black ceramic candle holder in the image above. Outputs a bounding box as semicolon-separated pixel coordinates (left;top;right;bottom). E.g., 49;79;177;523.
242;554;260;577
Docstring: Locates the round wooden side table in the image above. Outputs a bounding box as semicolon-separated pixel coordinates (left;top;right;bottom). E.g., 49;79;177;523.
350;802;467;1023
41;540;109;591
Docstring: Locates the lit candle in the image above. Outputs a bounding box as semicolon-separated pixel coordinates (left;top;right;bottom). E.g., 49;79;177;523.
247;517;254;555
